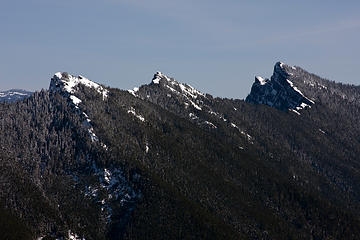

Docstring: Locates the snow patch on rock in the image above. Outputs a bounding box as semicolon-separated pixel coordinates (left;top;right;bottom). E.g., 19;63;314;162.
241;131;254;143
68;230;85;240
246;62;314;112
255;76;267;85
189;113;199;120
290;109;301;115
128;107;145;122
152;71;170;84
128;87;139;97
51;72;108;100
204;121;217;128
50;72;108;147
84;162;140;224
189;100;202;110
208;110;228;122
231;123;239;130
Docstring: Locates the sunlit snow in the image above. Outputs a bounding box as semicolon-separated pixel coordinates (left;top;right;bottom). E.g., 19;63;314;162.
128;107;145;122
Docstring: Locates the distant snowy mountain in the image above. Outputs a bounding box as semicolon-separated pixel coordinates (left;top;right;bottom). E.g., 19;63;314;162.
0;89;33;102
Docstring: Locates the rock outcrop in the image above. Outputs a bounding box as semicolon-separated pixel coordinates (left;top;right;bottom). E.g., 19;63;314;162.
246;62;314;112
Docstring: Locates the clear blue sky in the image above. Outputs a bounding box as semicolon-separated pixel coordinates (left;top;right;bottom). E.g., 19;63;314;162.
1;0;359;98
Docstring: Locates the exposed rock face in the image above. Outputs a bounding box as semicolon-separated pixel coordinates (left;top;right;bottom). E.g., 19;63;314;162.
50;72;108;99
246;62;314;112
128;71;209;118
133;71;206;108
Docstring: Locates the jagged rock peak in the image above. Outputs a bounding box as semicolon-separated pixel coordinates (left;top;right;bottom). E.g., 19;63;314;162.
255;76;267;85
50;72;108;99
273;62;290;79
130;71;206;100
152;71;171;84
128;71;173;96
157;72;205;99
246;62;314;113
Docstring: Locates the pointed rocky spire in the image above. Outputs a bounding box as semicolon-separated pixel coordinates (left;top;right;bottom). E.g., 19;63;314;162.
246;62;314;112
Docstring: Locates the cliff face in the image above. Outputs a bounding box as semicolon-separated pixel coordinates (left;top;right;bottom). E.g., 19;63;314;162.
246;62;314;113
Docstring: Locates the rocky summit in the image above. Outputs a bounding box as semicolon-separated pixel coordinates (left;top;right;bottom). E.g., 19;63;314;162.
246;62;314;113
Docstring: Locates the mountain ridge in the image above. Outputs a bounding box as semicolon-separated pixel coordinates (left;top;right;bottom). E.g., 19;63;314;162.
1;62;360;239
246;62;314;113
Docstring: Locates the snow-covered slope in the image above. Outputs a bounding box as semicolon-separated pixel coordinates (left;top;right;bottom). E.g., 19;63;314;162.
50;72;108;101
0;89;33;102
246;62;314;114
50;72;109;144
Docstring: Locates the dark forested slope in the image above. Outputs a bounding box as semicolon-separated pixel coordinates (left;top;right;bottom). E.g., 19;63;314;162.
0;63;360;239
